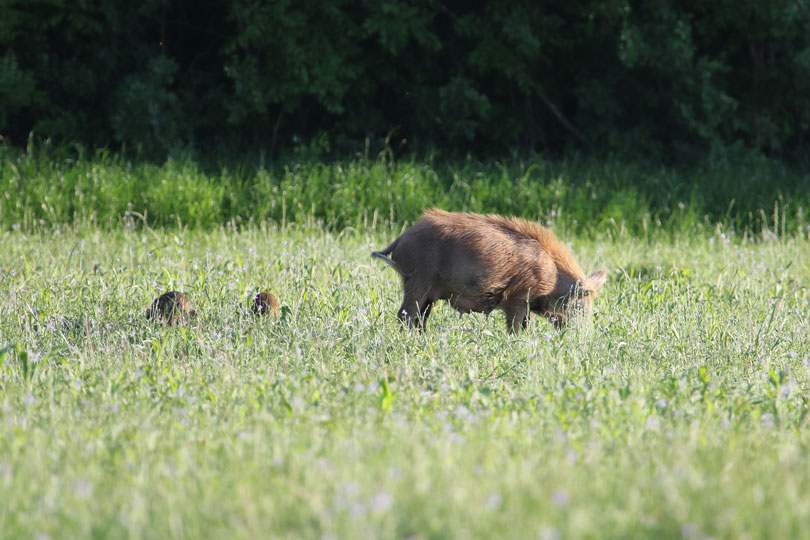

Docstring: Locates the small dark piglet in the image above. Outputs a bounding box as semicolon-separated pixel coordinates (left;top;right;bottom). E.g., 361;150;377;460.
146;291;196;325
252;291;280;317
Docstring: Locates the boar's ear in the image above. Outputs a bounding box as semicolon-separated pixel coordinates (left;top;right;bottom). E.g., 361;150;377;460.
587;268;608;291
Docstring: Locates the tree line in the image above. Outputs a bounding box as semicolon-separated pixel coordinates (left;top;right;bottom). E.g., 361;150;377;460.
2;0;808;159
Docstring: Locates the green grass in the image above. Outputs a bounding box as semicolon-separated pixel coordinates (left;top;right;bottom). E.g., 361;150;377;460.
2;222;809;538
2;142;809;236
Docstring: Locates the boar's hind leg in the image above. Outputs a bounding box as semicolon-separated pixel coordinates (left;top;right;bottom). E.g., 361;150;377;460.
397;276;433;329
397;298;434;329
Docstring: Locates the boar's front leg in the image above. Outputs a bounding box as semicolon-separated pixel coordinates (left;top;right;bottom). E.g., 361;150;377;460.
398;275;433;330
503;299;529;334
418;301;433;330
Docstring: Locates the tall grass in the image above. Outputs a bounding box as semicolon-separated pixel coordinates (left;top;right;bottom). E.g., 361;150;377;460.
2;141;808;237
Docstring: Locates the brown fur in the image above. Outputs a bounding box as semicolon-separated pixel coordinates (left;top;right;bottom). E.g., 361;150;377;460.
146;291;196;325
252;291;280;317
372;208;607;333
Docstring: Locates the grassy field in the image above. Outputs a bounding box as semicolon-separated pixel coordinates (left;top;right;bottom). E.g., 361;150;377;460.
1;220;809;538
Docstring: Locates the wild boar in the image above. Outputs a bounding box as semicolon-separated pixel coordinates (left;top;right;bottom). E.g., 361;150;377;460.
372;208;607;333
146;291;196;325
251;291;280;317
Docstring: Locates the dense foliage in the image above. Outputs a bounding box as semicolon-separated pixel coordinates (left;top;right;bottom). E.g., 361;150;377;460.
2;0;809;157
2;144;809;235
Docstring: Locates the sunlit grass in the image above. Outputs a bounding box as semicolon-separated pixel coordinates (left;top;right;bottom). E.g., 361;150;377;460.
1;223;809;538
2;143;809;238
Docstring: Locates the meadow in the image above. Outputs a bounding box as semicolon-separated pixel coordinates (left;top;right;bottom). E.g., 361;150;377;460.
1;149;810;538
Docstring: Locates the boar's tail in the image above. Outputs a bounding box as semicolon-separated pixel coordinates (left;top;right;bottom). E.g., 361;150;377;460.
371;239;404;274
371;251;402;273
374;238;399;257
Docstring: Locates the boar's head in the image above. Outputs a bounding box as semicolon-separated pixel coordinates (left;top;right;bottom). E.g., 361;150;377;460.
538;268;608;328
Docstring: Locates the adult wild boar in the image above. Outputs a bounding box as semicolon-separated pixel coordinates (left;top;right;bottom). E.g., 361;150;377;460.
372;209;607;333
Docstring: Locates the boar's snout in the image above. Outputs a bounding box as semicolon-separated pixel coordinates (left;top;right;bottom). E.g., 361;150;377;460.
542;268;608;327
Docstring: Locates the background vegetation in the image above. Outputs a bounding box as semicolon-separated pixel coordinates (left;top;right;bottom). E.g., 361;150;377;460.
2;143;809;236
2;0;809;158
